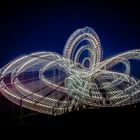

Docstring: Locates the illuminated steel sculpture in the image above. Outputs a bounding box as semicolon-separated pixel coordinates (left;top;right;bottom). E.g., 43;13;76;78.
0;27;140;116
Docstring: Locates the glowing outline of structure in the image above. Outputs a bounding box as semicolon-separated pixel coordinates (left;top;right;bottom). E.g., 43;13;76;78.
0;27;140;116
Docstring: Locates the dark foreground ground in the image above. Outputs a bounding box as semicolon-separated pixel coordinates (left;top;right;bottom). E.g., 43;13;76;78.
0;94;140;129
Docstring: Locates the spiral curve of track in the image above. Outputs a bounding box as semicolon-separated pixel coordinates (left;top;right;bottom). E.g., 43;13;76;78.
0;27;140;116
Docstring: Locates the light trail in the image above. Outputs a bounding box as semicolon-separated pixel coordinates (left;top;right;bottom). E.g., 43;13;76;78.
0;27;140;115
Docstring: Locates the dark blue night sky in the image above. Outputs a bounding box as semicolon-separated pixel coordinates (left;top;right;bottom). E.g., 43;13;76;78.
1;0;140;78
1;1;140;62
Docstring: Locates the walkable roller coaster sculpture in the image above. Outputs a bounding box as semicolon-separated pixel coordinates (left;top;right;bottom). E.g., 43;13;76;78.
0;27;140;116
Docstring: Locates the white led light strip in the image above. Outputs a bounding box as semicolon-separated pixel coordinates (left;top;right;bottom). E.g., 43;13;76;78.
0;27;140;116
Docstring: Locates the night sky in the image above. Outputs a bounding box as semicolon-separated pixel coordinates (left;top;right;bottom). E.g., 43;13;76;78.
0;0;140;129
